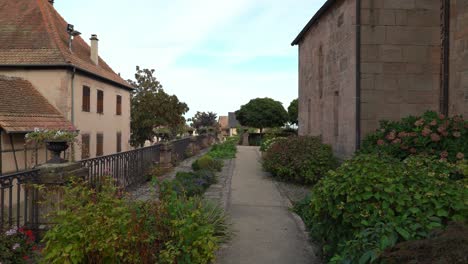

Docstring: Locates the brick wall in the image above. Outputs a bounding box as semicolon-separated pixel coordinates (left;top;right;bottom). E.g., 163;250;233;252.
449;0;468;117
298;0;357;159
360;0;441;136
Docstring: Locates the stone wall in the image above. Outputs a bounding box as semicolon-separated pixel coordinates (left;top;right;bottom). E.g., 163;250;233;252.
360;0;441;135
449;0;468;117
298;0;357;159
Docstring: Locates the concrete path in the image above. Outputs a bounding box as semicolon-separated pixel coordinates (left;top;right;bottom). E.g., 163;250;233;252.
217;146;319;264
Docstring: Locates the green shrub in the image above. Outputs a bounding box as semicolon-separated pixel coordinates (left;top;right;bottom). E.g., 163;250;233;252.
361;111;467;162
295;154;467;263
41;178;142;263
208;137;237;159
173;170;217;197
192;155;223;172
259;136;286;152
0;226;40;263
262;136;337;184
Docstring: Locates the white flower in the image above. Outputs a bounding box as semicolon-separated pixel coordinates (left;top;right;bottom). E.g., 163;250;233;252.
12;243;20;250
34;127;40;132
5;228;17;236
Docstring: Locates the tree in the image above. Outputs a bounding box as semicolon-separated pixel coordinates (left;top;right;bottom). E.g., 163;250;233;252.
235;98;288;132
190;111;218;130
129;66;189;147
288;99;298;125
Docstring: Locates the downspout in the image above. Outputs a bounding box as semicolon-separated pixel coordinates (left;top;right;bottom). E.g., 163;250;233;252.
440;0;450;116
355;0;362;151
71;67;76;161
9;134;19;172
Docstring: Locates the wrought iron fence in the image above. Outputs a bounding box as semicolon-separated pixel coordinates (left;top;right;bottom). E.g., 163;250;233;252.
172;137;191;162
0;169;39;231
79;144;161;189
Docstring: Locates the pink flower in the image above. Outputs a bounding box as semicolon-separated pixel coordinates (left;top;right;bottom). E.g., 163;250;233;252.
453;116;462;122
398;132;408;138
440;151;449;158
430;120;437;126
457;152;465;160
453;131;461;138
414;119;424;127
386;131;396;140
430;133;441;142
409;132;418;137
438;113;445;120
421;127;431;137
392;138;402;144
377;139;385;146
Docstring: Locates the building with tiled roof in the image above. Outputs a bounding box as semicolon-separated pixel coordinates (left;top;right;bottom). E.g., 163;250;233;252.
0;0;132;173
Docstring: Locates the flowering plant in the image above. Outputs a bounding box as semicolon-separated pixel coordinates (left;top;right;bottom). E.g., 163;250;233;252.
0;227;41;263
361;111;467;162
25;128;78;144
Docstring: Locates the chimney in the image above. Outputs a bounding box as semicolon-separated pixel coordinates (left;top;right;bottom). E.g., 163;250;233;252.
90;34;99;65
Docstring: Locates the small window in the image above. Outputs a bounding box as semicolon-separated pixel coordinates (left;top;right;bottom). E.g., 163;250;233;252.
116;95;122;115
116;132;122;153
97;90;104;114
96;133;104;156
82;86;90;112
81;134;90;159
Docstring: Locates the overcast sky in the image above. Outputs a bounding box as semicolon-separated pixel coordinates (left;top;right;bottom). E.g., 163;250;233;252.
55;0;325;118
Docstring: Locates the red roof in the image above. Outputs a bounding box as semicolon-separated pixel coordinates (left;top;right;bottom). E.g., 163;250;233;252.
0;0;132;90
0;75;75;133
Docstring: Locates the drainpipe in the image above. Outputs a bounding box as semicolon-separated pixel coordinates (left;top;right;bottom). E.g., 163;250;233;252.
440;0;450;116
355;0;362;150
71;67;76;161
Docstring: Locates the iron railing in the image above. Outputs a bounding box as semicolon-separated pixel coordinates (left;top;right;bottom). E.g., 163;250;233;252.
0;169;40;230
80;144;162;189
172;137;191;162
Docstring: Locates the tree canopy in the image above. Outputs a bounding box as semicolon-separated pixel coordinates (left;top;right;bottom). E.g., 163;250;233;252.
190;111;218;130
235;98;288;132
129;66;189;147
288;98;298;125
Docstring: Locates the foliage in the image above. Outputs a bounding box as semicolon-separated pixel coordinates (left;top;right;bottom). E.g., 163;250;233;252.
192;155;223;172
0;227;40;263
263;136;337;184
288;98;298;125
41;178;142;263
190;111;218;130
294;154;468;263
25;128;78;144
259;136;286;152
172;170;217;197
235;98;288;132
129;66;189;147
208;137;238;159
200;200;232;242
361;111;468;162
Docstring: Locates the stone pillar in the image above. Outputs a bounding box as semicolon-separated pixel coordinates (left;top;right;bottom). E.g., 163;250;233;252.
201;135;209;149
242;132;249;146
159;143;173;168
188;137;199;156
29;162;88;230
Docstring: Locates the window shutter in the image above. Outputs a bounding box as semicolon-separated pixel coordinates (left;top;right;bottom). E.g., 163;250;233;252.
96;133;104;156
97;90;104;114
82;86;90;112
116;95;122;115
116;132;122;153
81;134;90;159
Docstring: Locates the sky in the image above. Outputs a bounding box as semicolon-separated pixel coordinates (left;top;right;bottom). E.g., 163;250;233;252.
55;0;325;119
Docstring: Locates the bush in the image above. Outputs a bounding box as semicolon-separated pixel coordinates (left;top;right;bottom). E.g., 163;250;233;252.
173;170;217;197
0;226;40;263
259;136;286;152
192;155;223;172
208;137;237;159
295;154;467;263
262;136;337;184
361;111;467;162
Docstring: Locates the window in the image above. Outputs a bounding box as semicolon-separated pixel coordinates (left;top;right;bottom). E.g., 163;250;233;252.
97;90;104;114
81;134;90;159
116;95;122;115
96;133;104;156
82;86;90;112
116;132;122;153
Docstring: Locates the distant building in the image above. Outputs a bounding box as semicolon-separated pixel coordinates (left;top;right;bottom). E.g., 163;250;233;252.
0;0;133;173
292;0;468;159
218;116;229;136
228;112;240;136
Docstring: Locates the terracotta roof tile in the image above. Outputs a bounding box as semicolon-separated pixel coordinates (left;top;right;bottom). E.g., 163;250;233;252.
0;0;132;90
0;75;75;133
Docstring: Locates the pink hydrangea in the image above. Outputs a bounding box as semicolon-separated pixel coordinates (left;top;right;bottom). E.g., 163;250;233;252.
430;133;441;142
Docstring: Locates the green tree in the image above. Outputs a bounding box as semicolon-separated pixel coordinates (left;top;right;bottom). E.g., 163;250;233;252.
235;98;288;132
288;98;298;125
129;66;189;147
190;111;218;129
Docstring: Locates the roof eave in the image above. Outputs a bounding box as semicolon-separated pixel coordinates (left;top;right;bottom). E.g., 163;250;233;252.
0;64;134;91
291;0;337;46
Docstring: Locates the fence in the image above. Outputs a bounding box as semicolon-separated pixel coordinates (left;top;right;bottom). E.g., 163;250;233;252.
172;137;191;162
0;169;40;230
79;143;162;188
